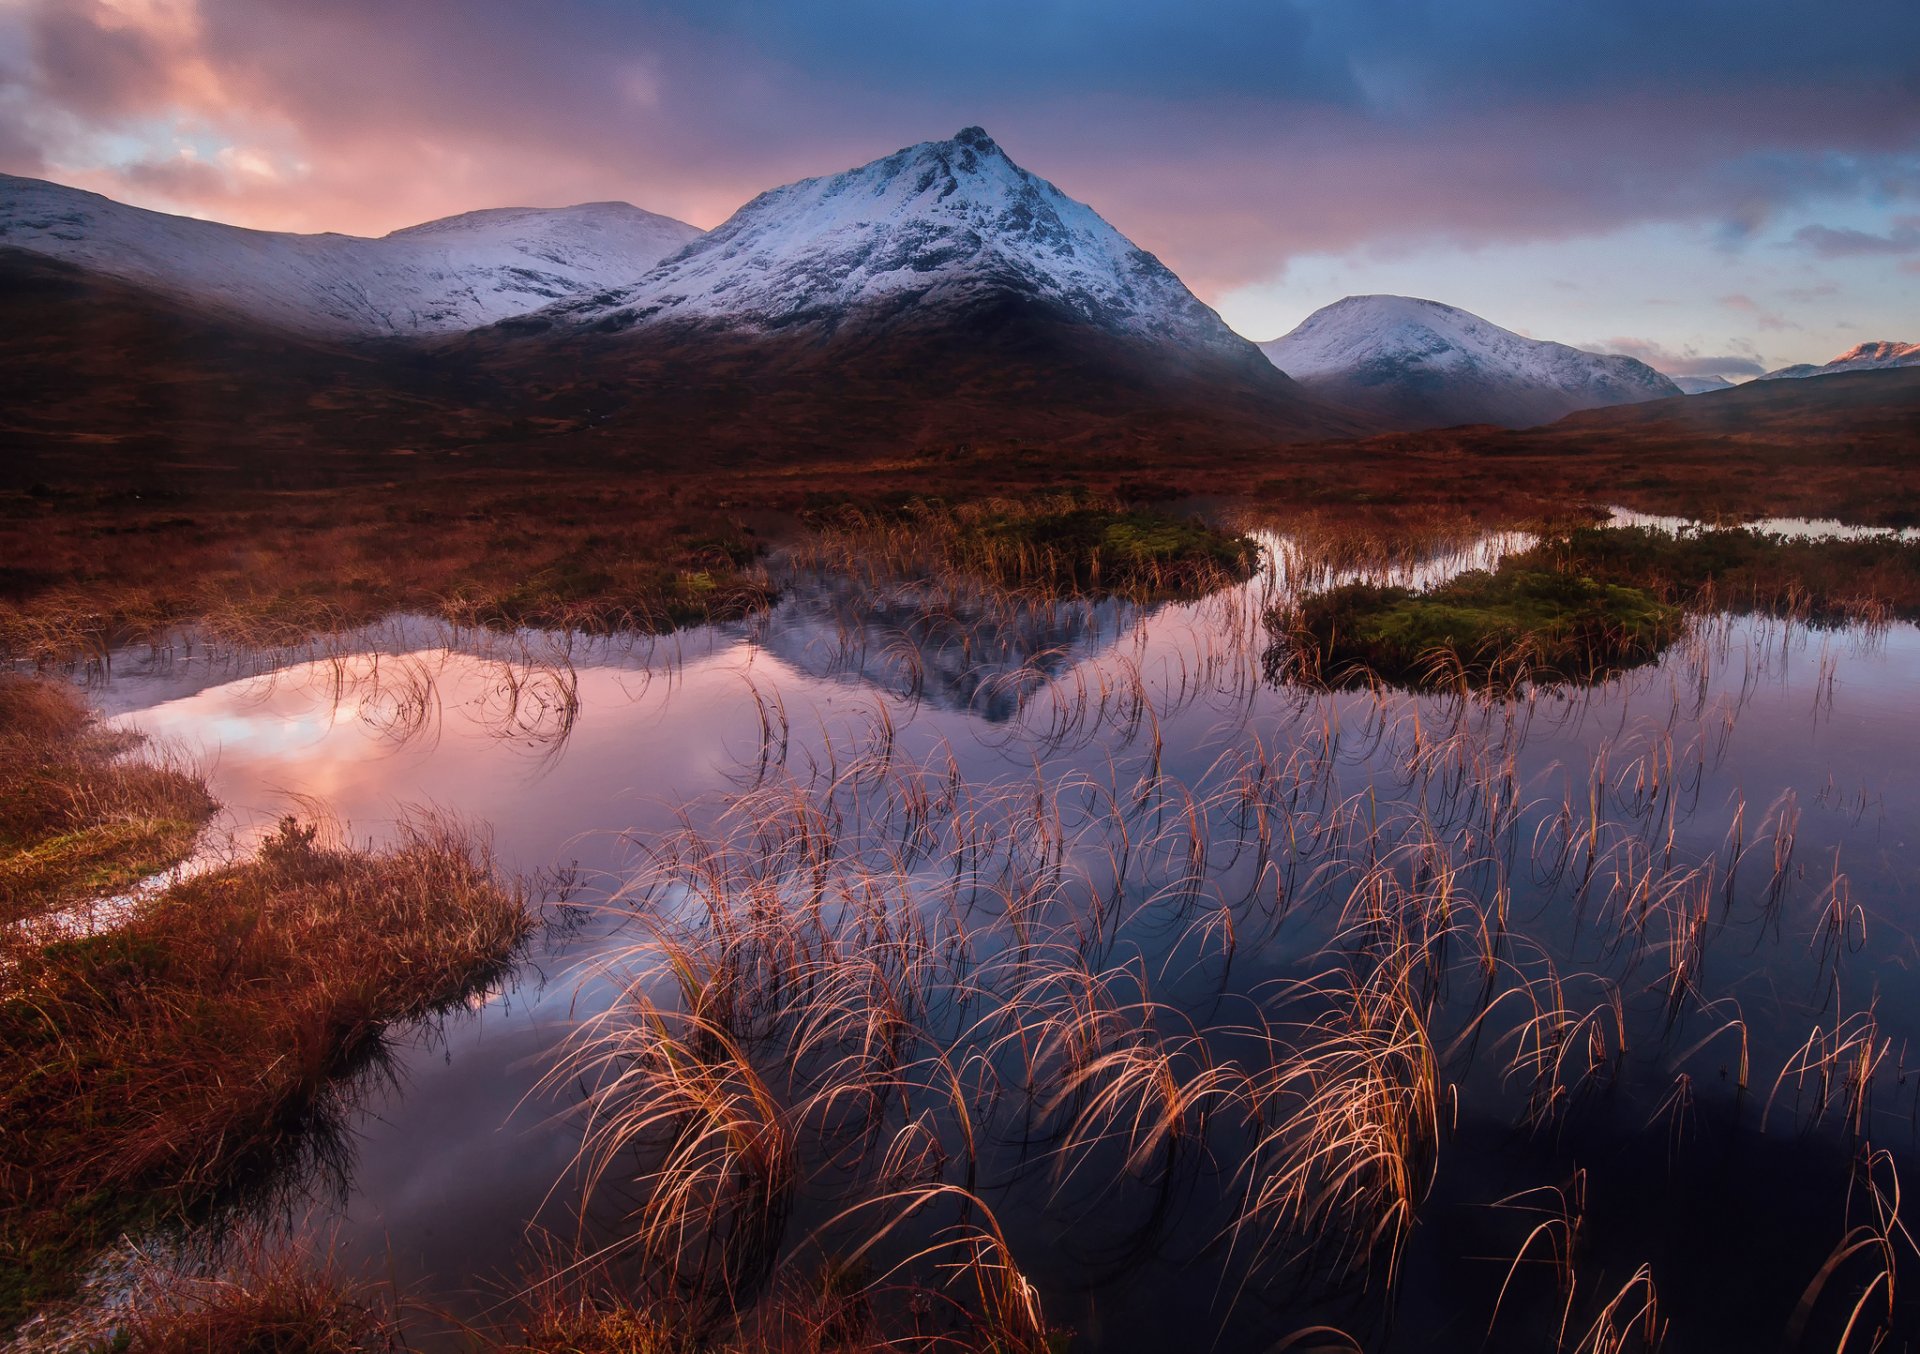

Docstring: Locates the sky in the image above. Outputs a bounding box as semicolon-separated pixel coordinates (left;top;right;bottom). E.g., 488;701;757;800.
2;0;1916;374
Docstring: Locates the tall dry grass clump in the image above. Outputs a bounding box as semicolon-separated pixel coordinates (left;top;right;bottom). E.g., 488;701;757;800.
109;1242;402;1354
0;674;214;923
0;813;531;1326
1231;959;1442;1293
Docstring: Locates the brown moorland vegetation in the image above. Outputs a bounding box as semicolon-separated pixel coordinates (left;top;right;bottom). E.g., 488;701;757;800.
0;674;213;923
0;812;531;1327
4;365;1916;665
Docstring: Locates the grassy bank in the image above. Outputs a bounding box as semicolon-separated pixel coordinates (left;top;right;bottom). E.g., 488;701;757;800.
1531;524;1920;623
105;1255;1068;1354
807;496;1259;598
0;473;776;665
0;675;214;925
1273;523;1920;689
0;812;531;1328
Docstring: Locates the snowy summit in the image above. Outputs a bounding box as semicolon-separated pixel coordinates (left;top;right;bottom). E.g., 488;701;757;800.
536;127;1252;357
1259;295;1680;430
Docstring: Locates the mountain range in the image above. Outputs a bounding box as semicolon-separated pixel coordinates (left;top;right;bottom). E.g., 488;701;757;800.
1;129;1913;467
1762;341;1920;382
0;130;1365;460
0;173;700;337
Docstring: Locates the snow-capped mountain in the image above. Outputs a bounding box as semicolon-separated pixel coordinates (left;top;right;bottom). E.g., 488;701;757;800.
528;127;1253;360
1672;375;1735;394
471;127;1362;448
1761;341;1920;381
0;173;701;338
1258;295;1682;431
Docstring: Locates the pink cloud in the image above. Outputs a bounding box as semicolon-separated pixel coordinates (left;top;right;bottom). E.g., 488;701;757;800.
2;0;1918;306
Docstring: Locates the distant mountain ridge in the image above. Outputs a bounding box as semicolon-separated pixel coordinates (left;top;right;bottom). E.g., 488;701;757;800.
1672;375;1735;395
1;129;1370;458
0;173;702;337
1762;341;1920;381
1258;295;1681;430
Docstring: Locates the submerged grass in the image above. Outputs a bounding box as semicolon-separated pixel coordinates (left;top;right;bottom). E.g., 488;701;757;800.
0;675;214;924
0;814;531;1329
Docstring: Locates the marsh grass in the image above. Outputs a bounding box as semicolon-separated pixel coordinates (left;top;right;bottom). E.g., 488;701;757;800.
1267;521;1920;691
0;481;776;669
0;675;214;924
517;597;1920;1349
111;1244;1043;1354
1536;525;1920;623
12;513;1919;1347
106;1242;402;1354
0;815;531;1327
801;496;1258;600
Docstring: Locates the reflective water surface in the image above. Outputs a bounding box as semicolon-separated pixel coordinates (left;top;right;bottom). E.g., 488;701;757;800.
90;537;1920;1350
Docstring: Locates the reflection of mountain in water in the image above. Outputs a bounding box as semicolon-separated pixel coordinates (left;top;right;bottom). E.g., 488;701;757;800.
758;572;1149;720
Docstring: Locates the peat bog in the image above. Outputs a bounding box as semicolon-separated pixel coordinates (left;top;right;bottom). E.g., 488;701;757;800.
6;499;1920;1352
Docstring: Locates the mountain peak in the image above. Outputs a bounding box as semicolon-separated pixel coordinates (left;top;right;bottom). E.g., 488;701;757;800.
539;128;1253;356
1260;293;1680;429
1835;340;1918;364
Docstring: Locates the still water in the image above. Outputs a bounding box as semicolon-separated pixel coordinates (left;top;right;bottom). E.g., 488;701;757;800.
90;541;1920;1351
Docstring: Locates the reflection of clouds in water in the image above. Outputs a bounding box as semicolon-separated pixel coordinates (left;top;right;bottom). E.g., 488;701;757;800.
97;525;1571;857
78;541;1920;1348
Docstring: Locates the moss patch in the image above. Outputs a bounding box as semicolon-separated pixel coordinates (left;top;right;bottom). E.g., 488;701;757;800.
1280;567;1683;689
